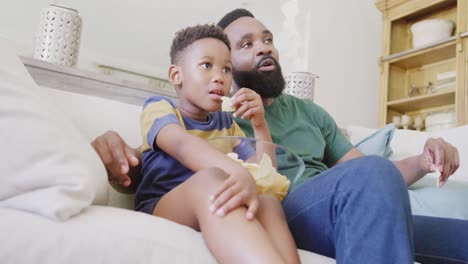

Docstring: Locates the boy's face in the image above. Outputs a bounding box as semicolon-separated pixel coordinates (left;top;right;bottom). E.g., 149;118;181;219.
176;38;232;114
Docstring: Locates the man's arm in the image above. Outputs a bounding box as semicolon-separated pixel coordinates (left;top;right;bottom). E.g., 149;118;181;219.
393;137;459;187
91;131;142;193
334;138;459;187
335;148;364;165
336;147;430;187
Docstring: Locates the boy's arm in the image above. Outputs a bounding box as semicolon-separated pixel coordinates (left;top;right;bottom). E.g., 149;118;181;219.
157;123;250;175
156;123;260;219
231;88;271;142
231;88;275;166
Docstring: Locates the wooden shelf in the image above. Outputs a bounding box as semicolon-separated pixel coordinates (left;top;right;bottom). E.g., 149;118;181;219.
21;56;178;106
377;0;467;127
387;89;455;112
383;38;456;69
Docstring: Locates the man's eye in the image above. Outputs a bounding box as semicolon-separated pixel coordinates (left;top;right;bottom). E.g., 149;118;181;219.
241;42;252;48
265;38;273;44
202;63;211;69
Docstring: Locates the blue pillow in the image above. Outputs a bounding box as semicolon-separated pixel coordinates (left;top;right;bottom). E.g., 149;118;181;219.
354;123;395;158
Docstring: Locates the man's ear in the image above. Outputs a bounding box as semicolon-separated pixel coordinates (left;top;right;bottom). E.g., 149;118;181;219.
168;65;182;86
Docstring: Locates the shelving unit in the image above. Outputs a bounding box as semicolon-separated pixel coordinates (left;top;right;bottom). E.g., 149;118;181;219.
387;89;455;112
376;0;468;129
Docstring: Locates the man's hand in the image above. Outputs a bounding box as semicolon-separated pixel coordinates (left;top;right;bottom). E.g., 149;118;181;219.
91;131;142;192
209;166;259;220
419;137;459;187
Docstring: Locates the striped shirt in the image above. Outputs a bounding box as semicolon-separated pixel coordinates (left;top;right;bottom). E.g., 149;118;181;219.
135;96;253;214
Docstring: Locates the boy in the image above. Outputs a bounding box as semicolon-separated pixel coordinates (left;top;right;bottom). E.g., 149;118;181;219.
135;24;300;264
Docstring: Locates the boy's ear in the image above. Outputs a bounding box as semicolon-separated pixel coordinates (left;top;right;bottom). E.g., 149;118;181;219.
168;65;182;86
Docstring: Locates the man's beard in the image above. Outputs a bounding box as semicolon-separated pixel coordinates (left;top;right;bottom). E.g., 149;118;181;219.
232;56;285;99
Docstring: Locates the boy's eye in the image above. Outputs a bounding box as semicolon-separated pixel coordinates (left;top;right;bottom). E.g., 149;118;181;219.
201;63;211;69
223;67;231;73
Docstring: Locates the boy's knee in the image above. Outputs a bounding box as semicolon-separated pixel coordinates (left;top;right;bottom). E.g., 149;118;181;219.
259;194;284;216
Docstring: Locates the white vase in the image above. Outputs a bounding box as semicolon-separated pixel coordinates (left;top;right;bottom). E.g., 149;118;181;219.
413;116;424;131
34;4;82;67
401;114;413;130
283;72;319;101
392;116;402;129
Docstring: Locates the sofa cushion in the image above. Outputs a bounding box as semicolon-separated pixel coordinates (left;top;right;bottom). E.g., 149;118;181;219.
399;125;468;220
409;176;468;220
0;38;108;220
0;206;335;264
390;125;468;183
348;124;468;220
42;87;142;210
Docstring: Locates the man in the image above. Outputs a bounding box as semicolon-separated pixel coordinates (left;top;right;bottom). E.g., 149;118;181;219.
92;9;468;264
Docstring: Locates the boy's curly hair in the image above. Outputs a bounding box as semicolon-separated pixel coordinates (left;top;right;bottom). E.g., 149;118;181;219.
217;8;254;29
170;24;230;64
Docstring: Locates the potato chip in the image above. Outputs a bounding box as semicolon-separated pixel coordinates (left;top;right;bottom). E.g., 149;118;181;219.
221;96;236;112
434;169;444;188
226;152;239;161
226;152;290;201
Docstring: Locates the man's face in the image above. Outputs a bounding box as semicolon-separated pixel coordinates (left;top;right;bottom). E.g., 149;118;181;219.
224;17;285;99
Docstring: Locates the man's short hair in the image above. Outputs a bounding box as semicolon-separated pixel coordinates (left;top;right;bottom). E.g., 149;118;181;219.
170;24;230;64
217;8;254;29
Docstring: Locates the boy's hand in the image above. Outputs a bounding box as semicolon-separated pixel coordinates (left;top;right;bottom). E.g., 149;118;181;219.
91;131;141;188
209;166;259;220
231;88;266;127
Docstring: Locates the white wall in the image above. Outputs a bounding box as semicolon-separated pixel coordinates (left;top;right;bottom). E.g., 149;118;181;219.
306;1;382;128
268;0;382;128
0;0;382;128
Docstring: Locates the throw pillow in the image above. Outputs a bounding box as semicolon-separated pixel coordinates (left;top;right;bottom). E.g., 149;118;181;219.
351;124;395;158
0;38;108;220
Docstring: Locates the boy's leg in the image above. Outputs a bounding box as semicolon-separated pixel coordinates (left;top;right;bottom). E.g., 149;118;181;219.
154;167;285;264
282;156;414;264
413;215;468;264
256;194;300;264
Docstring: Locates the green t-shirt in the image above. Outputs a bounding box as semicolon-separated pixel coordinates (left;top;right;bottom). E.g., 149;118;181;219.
235;94;353;188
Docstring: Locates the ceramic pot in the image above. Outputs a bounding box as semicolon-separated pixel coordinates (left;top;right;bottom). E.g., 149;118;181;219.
284;72;319;101
34;4;82;67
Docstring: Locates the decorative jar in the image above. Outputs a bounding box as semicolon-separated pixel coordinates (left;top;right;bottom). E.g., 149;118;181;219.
34;4;82;67
284;72;319;101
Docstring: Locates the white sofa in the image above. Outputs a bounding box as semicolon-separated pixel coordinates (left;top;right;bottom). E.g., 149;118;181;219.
1;37;466;263
0;38;334;264
346;124;468;220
